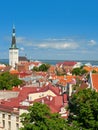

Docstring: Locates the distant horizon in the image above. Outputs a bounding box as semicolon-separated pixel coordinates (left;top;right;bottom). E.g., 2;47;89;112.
0;58;98;62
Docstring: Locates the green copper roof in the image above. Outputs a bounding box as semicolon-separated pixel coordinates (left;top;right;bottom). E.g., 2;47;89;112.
10;26;17;49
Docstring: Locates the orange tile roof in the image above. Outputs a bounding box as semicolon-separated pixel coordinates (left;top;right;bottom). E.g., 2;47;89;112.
56;75;76;86
12;87;20;91
92;74;98;92
56;76;64;80
58;79;67;86
48;66;55;72
83;66;93;72
93;67;98;72
10;69;19;74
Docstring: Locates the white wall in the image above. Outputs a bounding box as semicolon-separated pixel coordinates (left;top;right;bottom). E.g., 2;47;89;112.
0;111;20;130
9;49;19;68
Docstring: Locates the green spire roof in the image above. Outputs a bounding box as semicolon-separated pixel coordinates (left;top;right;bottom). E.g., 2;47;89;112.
11;25;17;49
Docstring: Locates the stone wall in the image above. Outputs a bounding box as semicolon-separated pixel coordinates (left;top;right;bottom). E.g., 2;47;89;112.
0;91;19;99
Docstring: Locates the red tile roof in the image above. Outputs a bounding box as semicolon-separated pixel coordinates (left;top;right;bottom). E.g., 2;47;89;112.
19;71;32;78
0;85;68;117
57;61;77;66
40;84;60;95
63;94;68;103
33;95;67;113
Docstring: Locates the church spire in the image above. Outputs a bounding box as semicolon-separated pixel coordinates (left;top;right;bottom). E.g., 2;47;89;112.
9;25;19;68
11;25;17;48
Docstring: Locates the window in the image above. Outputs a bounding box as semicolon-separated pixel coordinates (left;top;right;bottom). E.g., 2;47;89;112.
2;120;5;128
16;123;19;130
16;116;19;122
14;52;17;54
8;121;11;130
8;115;11;120
2;114;5;118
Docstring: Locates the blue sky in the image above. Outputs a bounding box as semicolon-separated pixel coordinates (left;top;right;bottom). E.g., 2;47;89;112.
0;0;98;60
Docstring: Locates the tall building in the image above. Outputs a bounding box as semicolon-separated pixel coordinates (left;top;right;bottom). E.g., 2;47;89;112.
9;25;19;68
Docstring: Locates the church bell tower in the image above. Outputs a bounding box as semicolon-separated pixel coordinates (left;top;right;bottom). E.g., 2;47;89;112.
9;25;19;68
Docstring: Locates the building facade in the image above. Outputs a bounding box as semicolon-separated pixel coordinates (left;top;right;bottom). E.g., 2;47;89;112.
9;26;19;68
0;110;20;130
0;85;68;130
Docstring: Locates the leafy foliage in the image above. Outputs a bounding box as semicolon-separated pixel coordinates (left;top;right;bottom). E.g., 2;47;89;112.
20;88;98;130
92;70;97;73
68;89;98;129
20;102;66;130
32;63;50;72
32;66;39;71
72;67;88;76
0;72;23;90
39;64;50;71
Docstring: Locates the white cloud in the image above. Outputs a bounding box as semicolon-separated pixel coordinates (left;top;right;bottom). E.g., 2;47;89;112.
88;39;96;46
44;38;75;42
16;37;33;46
44;38;67;41
34;42;79;50
15;36;79;50
20;47;24;51
16;37;26;43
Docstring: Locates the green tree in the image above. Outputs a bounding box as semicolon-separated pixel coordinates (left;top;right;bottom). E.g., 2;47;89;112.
39;63;50;72
20;102;66;130
92;70;97;73
72;67;88;76
32;64;50;72
32;66;39;71
72;68;81;75
68;88;98;129
0;72;23;90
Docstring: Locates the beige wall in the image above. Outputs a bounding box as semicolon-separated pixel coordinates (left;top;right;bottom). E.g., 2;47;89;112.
29;90;56;101
0;111;20;130
0;91;19;99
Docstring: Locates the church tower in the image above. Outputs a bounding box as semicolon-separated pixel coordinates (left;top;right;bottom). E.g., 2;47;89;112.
9;25;19;68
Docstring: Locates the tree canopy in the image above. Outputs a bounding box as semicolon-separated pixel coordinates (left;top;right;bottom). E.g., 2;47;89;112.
20;102;66;130
0;72;23;90
20;88;98;130
68;88;98;129
72;67;88;76
32;63;50;72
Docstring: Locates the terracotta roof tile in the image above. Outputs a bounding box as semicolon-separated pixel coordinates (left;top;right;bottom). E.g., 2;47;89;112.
92;74;98;92
0;85;68;117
